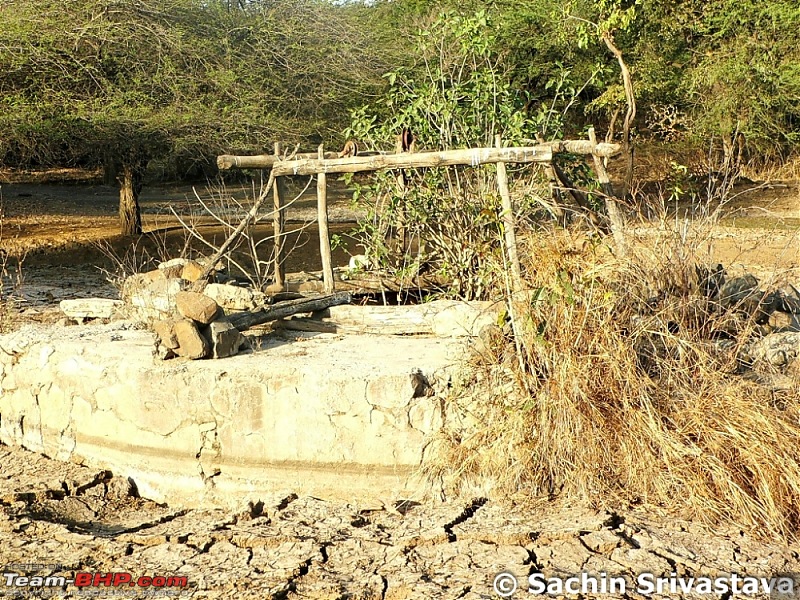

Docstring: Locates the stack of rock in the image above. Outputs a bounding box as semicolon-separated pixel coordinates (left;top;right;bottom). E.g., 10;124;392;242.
633;269;800;382
151;291;244;360
121;257;256;361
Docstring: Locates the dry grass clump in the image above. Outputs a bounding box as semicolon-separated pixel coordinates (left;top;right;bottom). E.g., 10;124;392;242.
426;227;800;539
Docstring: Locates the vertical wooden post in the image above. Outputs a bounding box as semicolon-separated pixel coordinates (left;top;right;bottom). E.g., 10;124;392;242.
317;144;335;293
588;126;626;256
535;134;565;221
495;135;522;292
394;135;408;260
272;142;286;290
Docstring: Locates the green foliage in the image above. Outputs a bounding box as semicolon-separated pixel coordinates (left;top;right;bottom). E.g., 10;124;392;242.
0;0;388;173
347;11;537;150
683;0;800;152
345;11;566;299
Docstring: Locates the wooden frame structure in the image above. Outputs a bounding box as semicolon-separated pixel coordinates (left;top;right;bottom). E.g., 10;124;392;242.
213;138;623;294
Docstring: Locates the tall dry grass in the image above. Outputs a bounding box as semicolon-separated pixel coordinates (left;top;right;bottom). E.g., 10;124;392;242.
426;226;800;539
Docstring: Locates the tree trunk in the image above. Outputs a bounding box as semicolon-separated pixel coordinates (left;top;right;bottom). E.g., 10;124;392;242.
227;292;352;331
602;33;636;199
103;153;118;186
118;157;147;236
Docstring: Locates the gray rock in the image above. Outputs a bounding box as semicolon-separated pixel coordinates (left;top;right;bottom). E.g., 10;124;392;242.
152;319;180;349
203;283;267;311
742;332;800;369
202;319;245;359
175;291;220;325
717;274;760;308
715;275;776;323
174;319;210;359
122;274;186;320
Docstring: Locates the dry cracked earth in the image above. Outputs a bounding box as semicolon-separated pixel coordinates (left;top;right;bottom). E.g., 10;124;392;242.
1;445;799;599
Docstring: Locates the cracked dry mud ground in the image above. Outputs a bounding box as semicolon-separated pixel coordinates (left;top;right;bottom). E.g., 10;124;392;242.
1;445;799;599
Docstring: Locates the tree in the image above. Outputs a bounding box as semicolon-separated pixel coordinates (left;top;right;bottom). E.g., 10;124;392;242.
0;0;388;235
681;0;800;159
346;10;551;299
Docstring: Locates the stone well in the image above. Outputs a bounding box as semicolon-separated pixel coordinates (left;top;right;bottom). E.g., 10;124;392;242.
0;322;466;508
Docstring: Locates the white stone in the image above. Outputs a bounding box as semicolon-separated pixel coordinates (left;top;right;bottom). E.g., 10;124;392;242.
158;258;190;270
203;283;266;311
60;298;123;319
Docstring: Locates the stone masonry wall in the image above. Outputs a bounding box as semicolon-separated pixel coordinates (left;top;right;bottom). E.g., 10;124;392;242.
0;322;461;508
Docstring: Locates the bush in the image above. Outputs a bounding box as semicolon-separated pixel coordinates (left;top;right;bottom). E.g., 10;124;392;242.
345;10;567;299
426;226;800;539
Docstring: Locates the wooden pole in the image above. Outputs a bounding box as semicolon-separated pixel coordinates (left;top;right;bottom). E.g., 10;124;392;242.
272;142;286;290
588;127;626;255
394;134;407;259
535;134;565;221
270;145;561;177
219;141;620;173
228;292;352;331
495;135;522;292
217;150;391;171
523;140;623;156
218;151;338;170
317;144;335;294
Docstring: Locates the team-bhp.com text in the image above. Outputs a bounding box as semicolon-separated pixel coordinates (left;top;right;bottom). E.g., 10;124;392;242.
4;572;188;590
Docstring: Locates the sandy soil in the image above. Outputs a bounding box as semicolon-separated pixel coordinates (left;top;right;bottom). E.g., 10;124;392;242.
1;176;797;313
0;176;363;315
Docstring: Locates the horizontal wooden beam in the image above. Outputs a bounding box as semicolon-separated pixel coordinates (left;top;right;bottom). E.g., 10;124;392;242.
217;152;339;170
217;150;393;171
547;140;621;157
217;141;622;174
227;291;352;331
271;145;556;177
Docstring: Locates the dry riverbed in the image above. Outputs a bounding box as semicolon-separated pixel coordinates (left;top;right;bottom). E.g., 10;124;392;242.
1;443;799;599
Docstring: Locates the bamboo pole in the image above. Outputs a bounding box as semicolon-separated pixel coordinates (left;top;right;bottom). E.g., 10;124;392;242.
218;151;339;170
272;142;287;290
217;150;391;171
523;140;622;156
495;135;522;292
219;141;620;173
588;127;626;255
270;145;561;177
317;144;334;294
